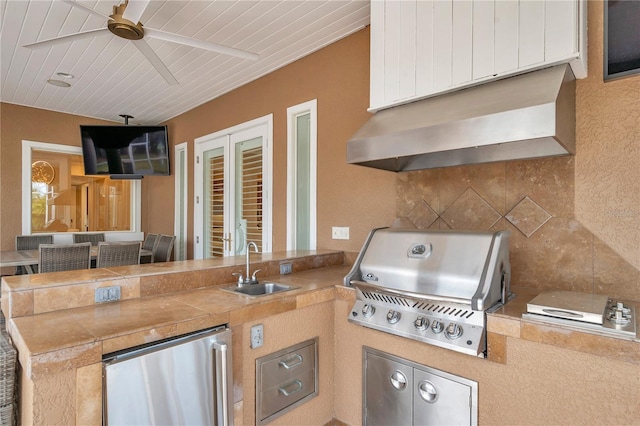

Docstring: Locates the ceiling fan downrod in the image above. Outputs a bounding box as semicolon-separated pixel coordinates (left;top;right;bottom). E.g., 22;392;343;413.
119;114;133;125
108;1;144;40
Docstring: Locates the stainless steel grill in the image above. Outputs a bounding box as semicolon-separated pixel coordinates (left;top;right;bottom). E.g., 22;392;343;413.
344;228;511;357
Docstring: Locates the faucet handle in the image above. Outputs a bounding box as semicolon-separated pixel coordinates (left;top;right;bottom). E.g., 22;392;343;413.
232;272;245;285
250;269;262;284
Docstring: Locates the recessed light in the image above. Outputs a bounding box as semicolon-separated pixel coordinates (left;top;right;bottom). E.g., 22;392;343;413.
47;79;71;88
56;72;74;79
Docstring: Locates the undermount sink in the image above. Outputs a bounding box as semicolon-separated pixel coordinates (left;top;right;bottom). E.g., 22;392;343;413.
222;282;298;297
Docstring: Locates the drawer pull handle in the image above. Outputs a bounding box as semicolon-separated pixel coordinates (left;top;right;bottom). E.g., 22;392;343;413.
279;379;303;397
278;354;303;370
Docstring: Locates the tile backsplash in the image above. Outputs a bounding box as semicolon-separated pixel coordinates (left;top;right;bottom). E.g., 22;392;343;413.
396;156;639;301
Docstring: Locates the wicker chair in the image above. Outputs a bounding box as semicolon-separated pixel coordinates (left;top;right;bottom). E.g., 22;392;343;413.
38;242;92;273
0;329;16;424
140;233;159;263
15;234;54;274
96;242;141;268
152;235;176;262
72;233;105;246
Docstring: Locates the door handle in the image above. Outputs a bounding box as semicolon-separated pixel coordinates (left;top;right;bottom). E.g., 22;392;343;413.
221;233;232;252
213;341;230;426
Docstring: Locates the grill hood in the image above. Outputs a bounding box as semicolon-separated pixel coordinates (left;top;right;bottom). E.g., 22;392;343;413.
347;64;576;172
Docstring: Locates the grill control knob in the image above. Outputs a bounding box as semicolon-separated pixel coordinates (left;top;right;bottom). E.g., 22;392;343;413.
414;317;429;331
387;310;401;324
431;320;444;334
445;323;463;340
362;304;375;318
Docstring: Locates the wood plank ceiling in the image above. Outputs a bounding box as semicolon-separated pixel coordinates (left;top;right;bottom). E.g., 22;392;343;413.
0;0;370;124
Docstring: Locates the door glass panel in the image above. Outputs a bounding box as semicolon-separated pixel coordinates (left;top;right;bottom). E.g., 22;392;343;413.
30;149;131;233
204;147;225;257
295;113;311;249
234;137;262;255
174;146;187;260
286;101;316;251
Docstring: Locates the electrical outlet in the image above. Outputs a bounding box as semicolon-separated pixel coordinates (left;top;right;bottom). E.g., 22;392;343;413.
332;226;350;240
280;262;293;274
94;286;121;303
251;324;264;348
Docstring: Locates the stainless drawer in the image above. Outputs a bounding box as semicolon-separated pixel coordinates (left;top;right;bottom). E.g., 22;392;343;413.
260;341;315;390
256;337;318;425
259;368;316;422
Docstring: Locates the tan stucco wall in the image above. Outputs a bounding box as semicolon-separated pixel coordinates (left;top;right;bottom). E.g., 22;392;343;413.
333;300;640;426
241;301;334;426
0;106;114;255
159;27;396;258
575;0;640;270
0;28;397;261
2;9;637;278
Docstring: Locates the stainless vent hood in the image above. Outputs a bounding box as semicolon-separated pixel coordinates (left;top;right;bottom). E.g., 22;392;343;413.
347;64;576;172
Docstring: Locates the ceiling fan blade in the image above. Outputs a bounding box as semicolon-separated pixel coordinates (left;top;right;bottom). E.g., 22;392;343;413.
144;28;259;61
60;0;110;20
131;39;179;86
121;0;150;24
23;28;110;49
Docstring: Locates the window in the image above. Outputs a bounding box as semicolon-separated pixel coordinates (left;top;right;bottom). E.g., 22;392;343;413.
287;100;317;250
22;140;141;238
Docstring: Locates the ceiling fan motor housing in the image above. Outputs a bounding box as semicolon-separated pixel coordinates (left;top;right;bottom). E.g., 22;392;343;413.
108;4;144;40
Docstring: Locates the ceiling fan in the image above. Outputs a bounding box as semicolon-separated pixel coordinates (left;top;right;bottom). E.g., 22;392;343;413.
23;0;259;85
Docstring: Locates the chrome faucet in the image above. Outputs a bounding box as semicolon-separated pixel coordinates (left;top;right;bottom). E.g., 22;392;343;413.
233;241;261;286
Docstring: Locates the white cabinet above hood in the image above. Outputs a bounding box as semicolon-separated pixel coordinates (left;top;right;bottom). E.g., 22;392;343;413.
369;0;587;112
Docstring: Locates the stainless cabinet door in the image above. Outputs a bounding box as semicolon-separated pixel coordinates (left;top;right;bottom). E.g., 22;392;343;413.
413;368;472;426
364;352;413;426
104;328;232;426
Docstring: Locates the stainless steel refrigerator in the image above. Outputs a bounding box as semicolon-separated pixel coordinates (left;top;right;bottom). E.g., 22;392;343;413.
103;325;233;425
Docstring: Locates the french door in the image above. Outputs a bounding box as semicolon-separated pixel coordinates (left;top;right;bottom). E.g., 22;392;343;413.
194;116;272;258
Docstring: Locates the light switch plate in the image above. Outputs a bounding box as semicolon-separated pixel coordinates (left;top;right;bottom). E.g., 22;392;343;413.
332;226;349;240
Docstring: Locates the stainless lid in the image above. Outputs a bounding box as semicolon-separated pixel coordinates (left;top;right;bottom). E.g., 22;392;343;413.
526;291;609;325
345;228;511;311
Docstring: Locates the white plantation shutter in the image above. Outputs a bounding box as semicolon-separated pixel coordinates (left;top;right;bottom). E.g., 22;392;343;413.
240;146;263;248
208;154;225;257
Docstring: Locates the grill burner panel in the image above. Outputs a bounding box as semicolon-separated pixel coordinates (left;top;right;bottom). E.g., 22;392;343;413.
345;228;511;358
359;288;479;322
349;289;486;356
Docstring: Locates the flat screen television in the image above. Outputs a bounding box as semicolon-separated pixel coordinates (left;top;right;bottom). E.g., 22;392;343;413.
81;125;170;177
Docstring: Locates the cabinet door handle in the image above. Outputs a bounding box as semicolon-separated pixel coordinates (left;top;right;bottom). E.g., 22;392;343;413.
278;354;303;370
418;380;438;403
279;379;303;397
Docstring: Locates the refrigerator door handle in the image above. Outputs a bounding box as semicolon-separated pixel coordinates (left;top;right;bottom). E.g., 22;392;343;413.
213;341;230;426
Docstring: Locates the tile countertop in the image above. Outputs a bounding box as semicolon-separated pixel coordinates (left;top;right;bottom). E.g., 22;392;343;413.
5;262;352;378
3;254;639;379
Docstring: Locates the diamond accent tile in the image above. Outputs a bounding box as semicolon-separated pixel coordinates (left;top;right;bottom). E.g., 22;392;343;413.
407;200;439;229
506;196;552;237
440;188;502;230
